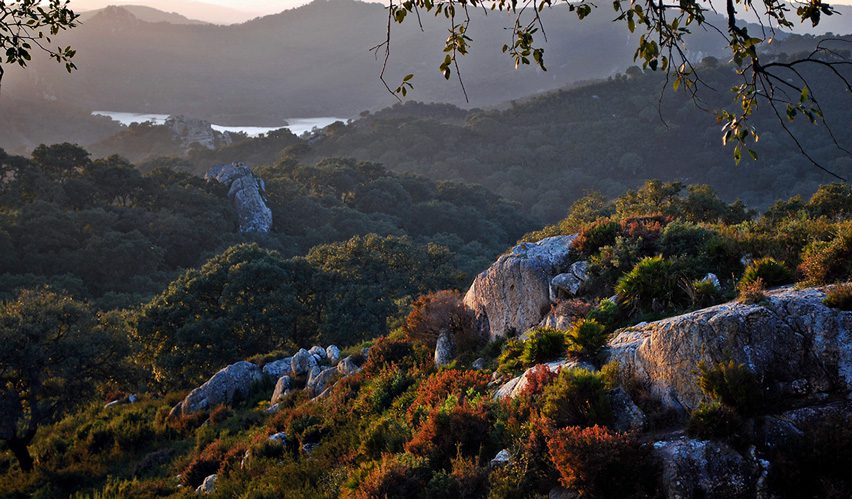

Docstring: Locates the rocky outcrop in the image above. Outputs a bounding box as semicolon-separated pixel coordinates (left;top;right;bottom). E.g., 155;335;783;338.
337;356;361;376
609;387;646;432
326;345;341;365
607;285;852;413
270;375;293;405
306;367;338;396
290;348;319;376
262;358;292;379
177;361;263;415
464;235;577;340
166;115;233;151
549;260;590;300
434;331;454;368
196;473;217;494
653;438;766;498
205;162;272;233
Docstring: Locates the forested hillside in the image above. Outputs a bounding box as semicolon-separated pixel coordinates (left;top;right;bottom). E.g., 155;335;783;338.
0;146;531;310
303;49;852;220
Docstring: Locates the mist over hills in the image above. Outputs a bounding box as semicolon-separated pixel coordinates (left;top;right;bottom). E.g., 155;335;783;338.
4;0;746;123
79;5;210;24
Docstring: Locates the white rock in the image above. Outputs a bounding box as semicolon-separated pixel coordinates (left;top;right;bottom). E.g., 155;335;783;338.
326;345;341;365
291;348;318;376
262;357;292;379
196;474;217;494
179;361;263;415
490;449;511;468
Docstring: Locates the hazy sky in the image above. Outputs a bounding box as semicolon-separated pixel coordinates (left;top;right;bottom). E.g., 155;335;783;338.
71;0;852;25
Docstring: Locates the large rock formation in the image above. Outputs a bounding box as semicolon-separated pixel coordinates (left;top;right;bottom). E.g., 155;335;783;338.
205;162;272;233
608;286;852;413
176;361;263;415
165;115;233;151
464;235;577;340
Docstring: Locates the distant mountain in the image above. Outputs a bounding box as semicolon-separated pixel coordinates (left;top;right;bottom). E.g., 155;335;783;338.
2;0;743;124
79;5;209;25
73;0;263;24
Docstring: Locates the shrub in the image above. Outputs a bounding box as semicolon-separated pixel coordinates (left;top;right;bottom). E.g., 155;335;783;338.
615;256;677;313
565;319;608;359
687;402;743;439
406;369;491;427
359;416;409;458
738;277;767;304
541;368;612;427
586;298;619;329
686;276;724;308
620;214;671;252
354;454;432;499
358;366;415;414
496;338;525;373
362;336;427;376
404;290;479;351
740;257;793;289
405;401;492;469
181;440;228;487
547;425;657;497
520;327;567;366
519;364;560;400
573;219;620;256
660;221;714;257
697;360;763;415
823;283;852;311
798;222;852;285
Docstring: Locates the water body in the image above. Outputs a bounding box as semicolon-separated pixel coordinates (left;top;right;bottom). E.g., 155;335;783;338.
91;111;347;137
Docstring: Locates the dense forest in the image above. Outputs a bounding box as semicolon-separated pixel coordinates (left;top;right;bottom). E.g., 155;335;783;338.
0;145;530;310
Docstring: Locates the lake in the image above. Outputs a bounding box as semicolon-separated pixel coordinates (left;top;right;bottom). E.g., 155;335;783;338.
91;111;347;137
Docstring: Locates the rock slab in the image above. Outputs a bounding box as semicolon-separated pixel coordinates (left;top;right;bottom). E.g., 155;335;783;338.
464;235;577;340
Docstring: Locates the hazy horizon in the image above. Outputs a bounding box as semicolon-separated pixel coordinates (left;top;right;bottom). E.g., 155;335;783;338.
71;0;852;25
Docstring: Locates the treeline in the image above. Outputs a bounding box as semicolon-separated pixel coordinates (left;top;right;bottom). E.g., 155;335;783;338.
0;145;531;308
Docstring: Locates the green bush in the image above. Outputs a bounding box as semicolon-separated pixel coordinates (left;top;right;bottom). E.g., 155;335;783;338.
823;283;852;311
565;319;608;359
586;298;620;329
496;338;525;373
360;416;409;458
739;257;793;289
660;221;714;257
541;368;612;427
798;222;852;285
687;402;742;439
697;360;763;416
520;328;567;366
688;277;724;308
615;256;677;312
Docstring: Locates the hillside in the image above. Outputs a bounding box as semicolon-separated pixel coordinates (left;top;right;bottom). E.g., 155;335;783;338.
1;179;849;497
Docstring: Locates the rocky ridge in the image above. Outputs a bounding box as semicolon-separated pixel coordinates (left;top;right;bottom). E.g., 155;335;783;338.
205;162;273;233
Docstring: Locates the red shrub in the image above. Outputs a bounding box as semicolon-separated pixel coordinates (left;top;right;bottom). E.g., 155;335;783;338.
353;454;432;499
181;440;228;487
620;214;672;251
405;401;492;469
404;290;480;351
546;425;656;497
520;364;559;399
362;336;429;376
406;369;491;427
